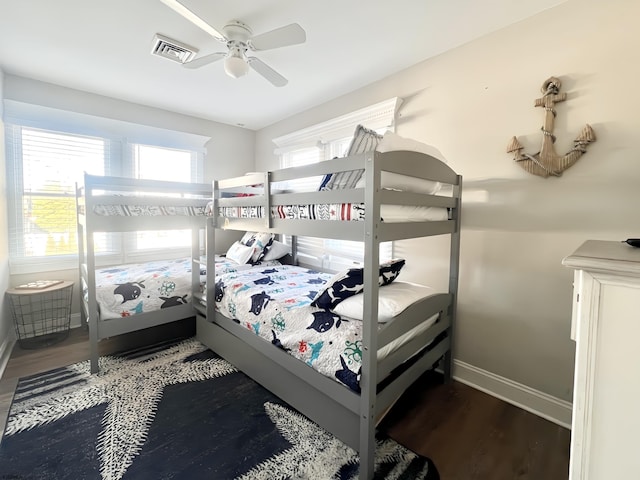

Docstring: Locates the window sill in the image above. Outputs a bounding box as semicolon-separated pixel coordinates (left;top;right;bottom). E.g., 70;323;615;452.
10;257;80;275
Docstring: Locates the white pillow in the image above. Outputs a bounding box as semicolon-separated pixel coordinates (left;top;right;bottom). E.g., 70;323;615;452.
355;172;442;195
376;131;447;162
363;131;447;194
240;231;275;263
225;241;255;265
332;281;434;322
261;240;291;261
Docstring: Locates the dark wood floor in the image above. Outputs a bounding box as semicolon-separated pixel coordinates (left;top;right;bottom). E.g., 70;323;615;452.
379;372;571;479
1;325;570;479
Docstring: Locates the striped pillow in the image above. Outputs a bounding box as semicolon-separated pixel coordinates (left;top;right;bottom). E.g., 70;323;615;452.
318;125;383;191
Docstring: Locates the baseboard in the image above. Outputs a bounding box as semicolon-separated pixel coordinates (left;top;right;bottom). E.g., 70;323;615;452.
0;334;16;382
452;359;572;429
70;312;82;329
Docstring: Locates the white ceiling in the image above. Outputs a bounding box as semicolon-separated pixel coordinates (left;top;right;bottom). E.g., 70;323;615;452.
0;0;566;131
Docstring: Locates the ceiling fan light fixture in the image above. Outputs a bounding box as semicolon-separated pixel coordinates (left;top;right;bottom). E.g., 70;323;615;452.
162;2;305;86
224;54;249;78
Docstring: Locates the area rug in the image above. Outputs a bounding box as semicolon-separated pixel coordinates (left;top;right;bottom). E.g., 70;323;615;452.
0;338;439;479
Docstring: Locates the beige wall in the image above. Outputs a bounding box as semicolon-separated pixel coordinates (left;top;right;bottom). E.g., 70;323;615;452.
255;0;640;403
2;76;255;316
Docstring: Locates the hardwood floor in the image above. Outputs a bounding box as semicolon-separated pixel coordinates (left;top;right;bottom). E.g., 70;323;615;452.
379;371;571;479
1;326;570;479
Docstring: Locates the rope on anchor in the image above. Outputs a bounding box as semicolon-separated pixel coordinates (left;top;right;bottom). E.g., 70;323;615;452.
540;82;559;142
516;153;562;177
569;138;591;154
541;125;556;143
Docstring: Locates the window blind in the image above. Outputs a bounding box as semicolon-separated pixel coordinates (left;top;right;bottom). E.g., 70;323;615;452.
6;126;114;265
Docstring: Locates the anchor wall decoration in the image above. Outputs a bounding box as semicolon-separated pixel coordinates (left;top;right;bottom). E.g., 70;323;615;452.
507;76;595;178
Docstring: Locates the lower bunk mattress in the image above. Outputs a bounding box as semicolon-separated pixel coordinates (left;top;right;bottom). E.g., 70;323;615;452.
85;256;281;320
210;264;440;392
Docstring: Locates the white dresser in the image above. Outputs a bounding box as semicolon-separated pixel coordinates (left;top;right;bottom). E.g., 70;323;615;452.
562;240;640;480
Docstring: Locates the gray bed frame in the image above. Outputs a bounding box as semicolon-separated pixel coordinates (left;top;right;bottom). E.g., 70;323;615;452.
195;150;462;479
76;173;211;373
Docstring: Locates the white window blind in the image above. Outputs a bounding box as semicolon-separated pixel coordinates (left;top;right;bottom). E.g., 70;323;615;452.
6;126;115;271
274;99;401;272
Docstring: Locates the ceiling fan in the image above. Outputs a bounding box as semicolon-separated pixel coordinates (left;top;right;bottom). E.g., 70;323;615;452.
160;0;306;87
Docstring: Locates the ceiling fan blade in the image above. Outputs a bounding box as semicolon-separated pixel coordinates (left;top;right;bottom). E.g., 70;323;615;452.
159;0;227;43
183;52;227;69
250;23;306;51
247;57;288;87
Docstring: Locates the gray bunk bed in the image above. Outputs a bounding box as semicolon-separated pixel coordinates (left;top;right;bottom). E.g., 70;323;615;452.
196;149;461;479
76;173;211;373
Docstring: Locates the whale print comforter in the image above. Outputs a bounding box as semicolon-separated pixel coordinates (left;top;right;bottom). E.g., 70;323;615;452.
214;265;368;392
91;256;280;320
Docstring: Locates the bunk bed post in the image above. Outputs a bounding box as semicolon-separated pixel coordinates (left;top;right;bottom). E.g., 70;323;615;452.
264;172;272;230
75;182;86;327
206;181;218;322
191;226;200;308
443;175;462;382
83;176;100;373
359;151;382;480
290;235;298;265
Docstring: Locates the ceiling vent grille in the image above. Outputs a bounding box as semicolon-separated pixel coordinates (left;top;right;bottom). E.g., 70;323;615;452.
151;34;198;64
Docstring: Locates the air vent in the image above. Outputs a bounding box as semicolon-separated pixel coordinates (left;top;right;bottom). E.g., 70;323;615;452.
151;34;198;64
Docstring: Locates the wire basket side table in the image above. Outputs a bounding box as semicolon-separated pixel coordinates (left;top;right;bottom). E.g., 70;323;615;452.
6;281;74;349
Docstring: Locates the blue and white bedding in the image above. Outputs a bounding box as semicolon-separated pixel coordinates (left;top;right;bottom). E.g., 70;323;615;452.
93;204;207;217
218;204;448;223
92;256;281;320
214;264;435;392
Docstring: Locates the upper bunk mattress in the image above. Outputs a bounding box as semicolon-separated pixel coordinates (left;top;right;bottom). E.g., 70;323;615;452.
219;204;448;223
91;204;208;217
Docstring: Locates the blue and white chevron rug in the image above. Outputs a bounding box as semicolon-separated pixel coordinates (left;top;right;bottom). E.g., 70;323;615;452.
0;338;439;479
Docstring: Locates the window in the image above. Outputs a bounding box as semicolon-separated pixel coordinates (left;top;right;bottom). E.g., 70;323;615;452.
273;98;401;271
6;117;205;274
132;144;194;182
132;144;199;252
